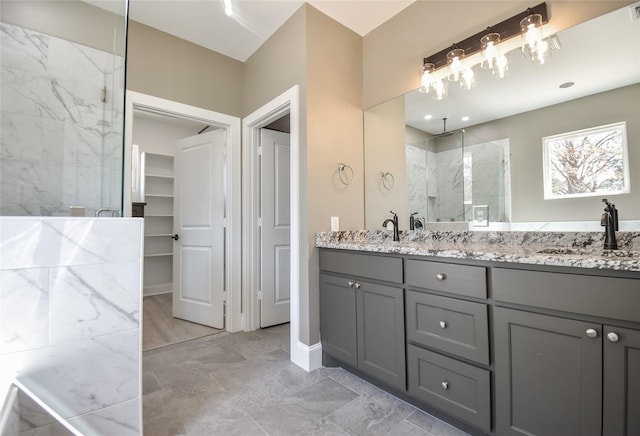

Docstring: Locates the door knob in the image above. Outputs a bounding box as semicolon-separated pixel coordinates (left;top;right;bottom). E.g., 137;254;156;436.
586;328;598;338
607;332;619;343
172;234;179;241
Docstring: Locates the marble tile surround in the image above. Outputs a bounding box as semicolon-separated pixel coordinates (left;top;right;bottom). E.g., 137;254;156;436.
0;22;125;217
0;217;143;435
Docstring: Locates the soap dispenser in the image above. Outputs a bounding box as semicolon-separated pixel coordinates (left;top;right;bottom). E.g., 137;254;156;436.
410;212;418;230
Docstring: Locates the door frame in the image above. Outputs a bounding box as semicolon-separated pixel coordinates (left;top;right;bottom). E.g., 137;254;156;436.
243;85;320;371
124;90;243;333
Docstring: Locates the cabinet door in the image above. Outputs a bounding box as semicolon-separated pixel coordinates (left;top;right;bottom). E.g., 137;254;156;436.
603;325;640;436
357;281;405;390
319;274;357;367
494;307;602;436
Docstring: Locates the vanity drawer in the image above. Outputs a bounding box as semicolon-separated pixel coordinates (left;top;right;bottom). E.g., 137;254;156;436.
319;250;403;284
407;344;491;432
405;259;487;298
406;291;489;364
493;268;640;323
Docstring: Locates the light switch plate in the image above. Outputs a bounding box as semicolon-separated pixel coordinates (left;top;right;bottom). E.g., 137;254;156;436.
330;216;340;231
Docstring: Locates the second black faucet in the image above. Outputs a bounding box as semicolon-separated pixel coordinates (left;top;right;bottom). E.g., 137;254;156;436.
382;210;400;241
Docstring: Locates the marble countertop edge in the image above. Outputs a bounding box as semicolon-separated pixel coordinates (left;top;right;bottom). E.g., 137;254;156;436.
315;231;640;272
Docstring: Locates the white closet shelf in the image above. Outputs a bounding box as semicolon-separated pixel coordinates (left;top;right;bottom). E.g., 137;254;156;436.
144;252;173;258
145;174;174;179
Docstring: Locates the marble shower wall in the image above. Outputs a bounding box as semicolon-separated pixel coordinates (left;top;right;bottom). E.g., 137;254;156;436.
406;135;510;224
0;22;125;217
0;217;143;435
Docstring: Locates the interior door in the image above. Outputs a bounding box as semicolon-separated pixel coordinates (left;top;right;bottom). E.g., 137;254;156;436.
172;129;226;329
260;128;291;327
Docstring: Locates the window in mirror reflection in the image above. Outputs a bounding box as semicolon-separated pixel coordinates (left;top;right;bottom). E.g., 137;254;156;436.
543;122;630;200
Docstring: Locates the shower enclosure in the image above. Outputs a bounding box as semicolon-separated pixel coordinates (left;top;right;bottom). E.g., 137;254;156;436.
0;1;128;217
407;129;511;226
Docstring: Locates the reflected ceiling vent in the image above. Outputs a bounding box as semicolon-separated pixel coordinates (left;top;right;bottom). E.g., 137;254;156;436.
630;2;640;21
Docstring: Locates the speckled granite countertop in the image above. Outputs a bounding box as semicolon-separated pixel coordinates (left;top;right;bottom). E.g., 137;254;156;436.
315;230;640;272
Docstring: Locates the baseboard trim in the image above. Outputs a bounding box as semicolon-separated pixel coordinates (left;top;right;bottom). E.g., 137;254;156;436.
291;340;322;372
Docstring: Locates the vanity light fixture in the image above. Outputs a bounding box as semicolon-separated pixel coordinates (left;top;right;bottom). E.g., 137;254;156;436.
420;59;447;100
520;11;551;64
418;2;549;98
447;47;476;89
480;31;509;78
223;0;233;16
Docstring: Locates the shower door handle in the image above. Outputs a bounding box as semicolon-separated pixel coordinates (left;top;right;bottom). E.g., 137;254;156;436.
172;234;179;241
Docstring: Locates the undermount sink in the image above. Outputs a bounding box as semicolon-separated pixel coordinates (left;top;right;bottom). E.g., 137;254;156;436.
536;247;640;258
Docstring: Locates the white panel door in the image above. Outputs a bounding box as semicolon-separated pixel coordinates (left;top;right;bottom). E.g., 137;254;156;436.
173;129;225;329
260;129;290;327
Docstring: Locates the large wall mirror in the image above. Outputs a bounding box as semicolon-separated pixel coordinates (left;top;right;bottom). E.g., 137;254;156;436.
364;3;640;230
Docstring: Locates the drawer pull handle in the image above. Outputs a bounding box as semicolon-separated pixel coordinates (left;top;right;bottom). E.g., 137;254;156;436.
439;321;447;329
586;328;598;338
354;283;361;289
347;281;355;287
607;332;619;343
441;381;449;390
436;273;446;281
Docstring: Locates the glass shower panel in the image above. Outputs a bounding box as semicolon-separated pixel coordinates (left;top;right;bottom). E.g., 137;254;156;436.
0;0;127;217
462;131;511;224
407;130;511;225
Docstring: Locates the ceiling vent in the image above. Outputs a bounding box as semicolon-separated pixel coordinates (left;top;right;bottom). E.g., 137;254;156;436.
630;2;640;22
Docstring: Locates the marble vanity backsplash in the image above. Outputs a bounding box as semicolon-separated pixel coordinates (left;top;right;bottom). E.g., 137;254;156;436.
315;230;640;272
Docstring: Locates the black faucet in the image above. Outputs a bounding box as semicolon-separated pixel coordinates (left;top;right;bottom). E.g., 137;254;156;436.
409;212;418;230
382;210;400;241
601;198;618;250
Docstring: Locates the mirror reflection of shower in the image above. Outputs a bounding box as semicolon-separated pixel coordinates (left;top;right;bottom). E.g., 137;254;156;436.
0;3;126;217
406;129;511;226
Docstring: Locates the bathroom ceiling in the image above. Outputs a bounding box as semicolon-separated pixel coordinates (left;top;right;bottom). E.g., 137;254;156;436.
125;0;416;62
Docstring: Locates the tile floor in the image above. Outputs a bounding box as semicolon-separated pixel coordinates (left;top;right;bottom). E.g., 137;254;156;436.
143;323;469;436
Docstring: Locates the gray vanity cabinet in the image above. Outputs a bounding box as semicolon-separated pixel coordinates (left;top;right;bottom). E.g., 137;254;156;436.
356;280;405;390
319;273;357;367
319;250;405;390
603;325;640;436
494;307;602;436
493;267;640;436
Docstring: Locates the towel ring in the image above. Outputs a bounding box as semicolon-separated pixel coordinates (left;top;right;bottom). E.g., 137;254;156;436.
381;172;395;191
338;163;354;186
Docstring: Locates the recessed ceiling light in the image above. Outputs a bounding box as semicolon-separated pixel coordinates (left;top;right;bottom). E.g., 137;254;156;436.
559;81;575;89
461;116;470;121
424;115;433;120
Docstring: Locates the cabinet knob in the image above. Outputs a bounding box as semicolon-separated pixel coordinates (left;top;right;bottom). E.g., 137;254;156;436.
354;283;361;289
436;273;446;281
172;234;179;241
441;381;449;390
607;332;620;343
439;321;447;329
586;328;598;338
347;281;355;287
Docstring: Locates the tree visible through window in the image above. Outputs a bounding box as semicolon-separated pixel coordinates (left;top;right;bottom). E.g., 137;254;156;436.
543;122;629;199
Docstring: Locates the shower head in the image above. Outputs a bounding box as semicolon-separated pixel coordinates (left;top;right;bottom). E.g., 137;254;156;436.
433;117;454;137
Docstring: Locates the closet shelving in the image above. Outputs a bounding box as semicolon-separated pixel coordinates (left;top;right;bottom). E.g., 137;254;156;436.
141;152;174;295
